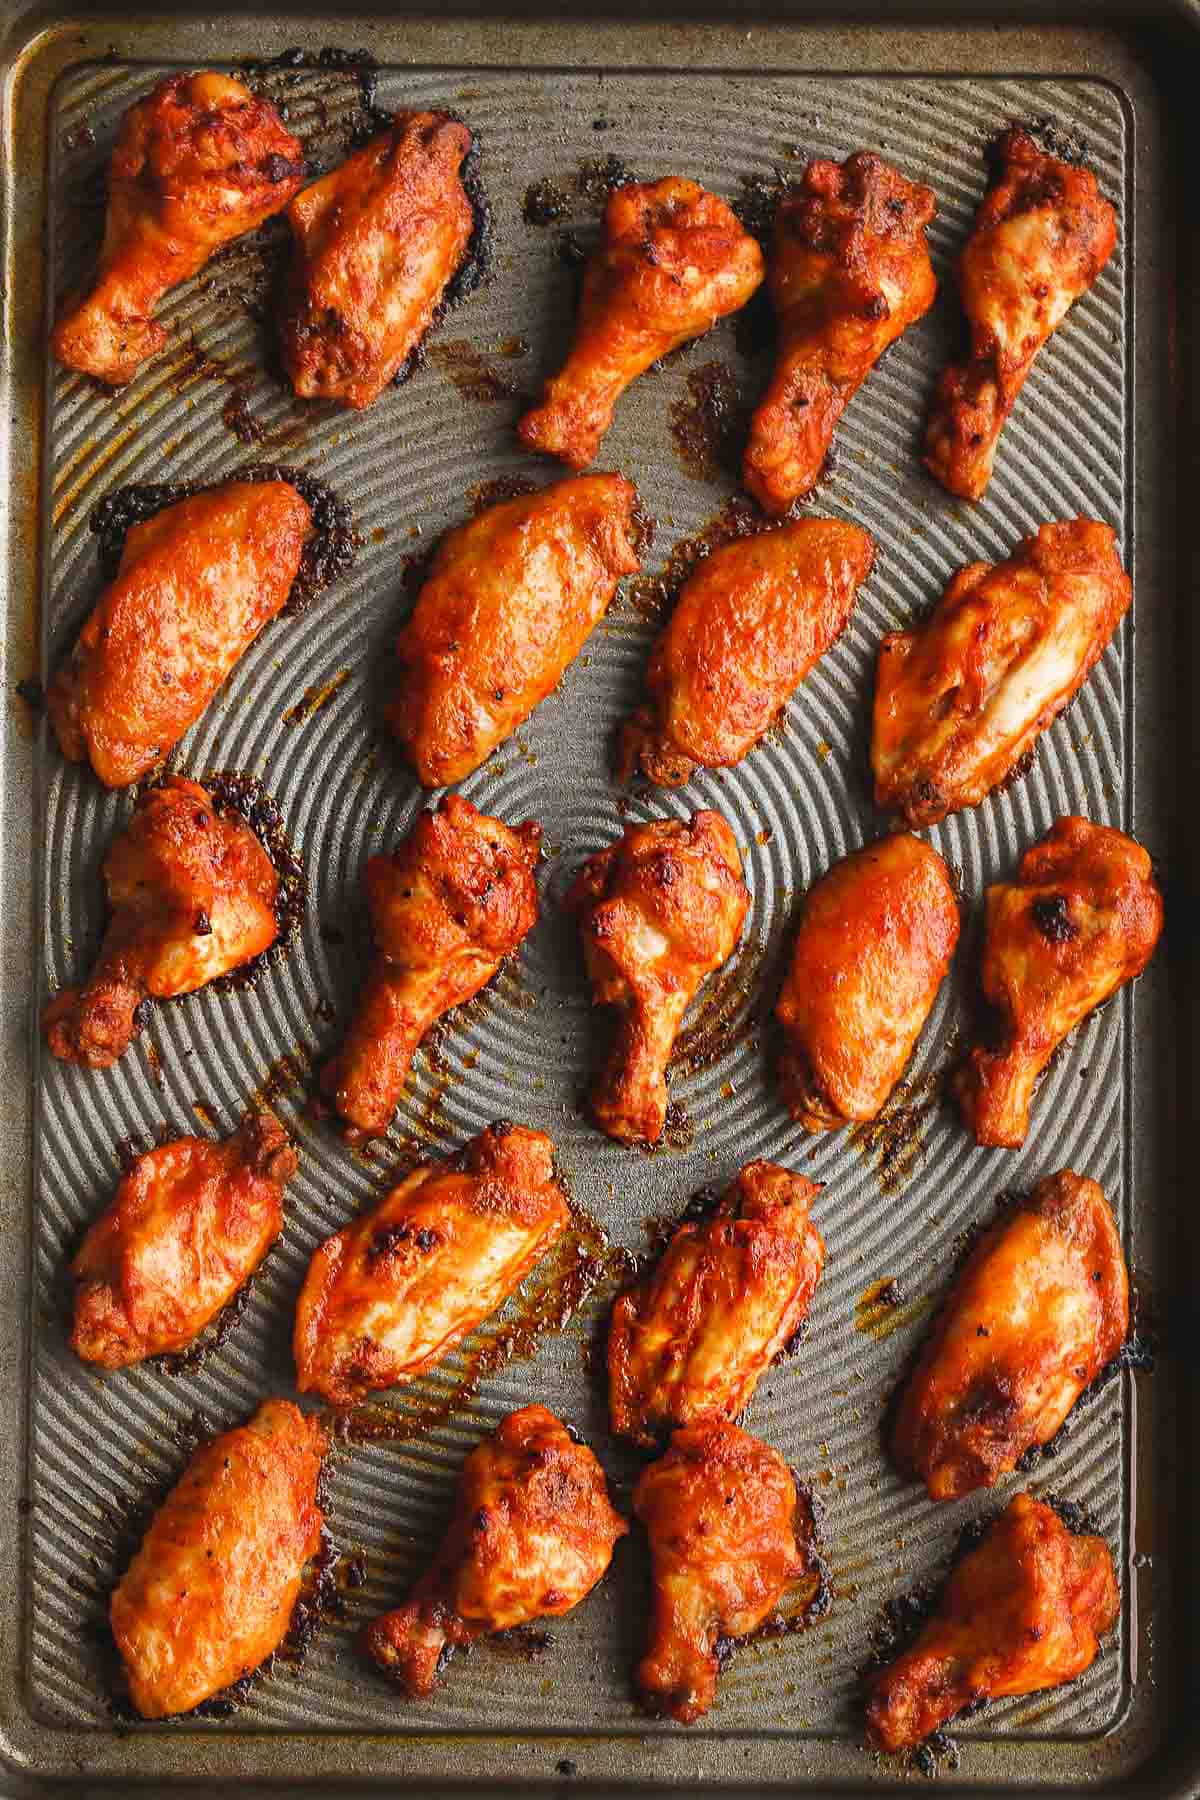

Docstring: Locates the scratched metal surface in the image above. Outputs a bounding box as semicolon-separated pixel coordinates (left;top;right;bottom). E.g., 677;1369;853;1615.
6;12;1176;1793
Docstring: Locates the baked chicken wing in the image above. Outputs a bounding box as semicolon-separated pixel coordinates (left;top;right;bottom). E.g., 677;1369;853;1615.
871;518;1130;828
744;152;936;514
609;1161;824;1446
52;73;304;387
386;473;641;787
892;1171;1128;1501
294;1121;569;1407
865;1492;1118;1753
281;110;474;409
71;1111;296;1368
955;816;1162;1148
924;128;1117;501
518;178;764;468
620;518;874;786
362;1404;625;1696
110;1399;326;1718
319;796;541;1140
634;1422;811;1724
775;833;959;1131
569;810;750;1146
43;777;279;1069
48;479;313;788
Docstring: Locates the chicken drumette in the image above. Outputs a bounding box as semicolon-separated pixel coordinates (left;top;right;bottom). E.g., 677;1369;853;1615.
924;128;1117;501
609;1161;824;1447
111;1399;326;1718
620;518;874;787
892;1171;1128;1501
776;833;959;1132
362;1405;625;1696
518;178;764;468
43;777;280;1069
744;152;936;514
52;73;305;387
281;110;474;409
635;1422;813;1724
387;473;641;787
319;796;542;1140
955;816;1162;1148
865;1492;1118;1753
569;811;750;1146
872;518;1131;829
48;478;313;789
294;1121;569;1407
71;1111;296;1368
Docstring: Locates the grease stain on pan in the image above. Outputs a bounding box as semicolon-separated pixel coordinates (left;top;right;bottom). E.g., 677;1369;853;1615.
854;1277;932;1343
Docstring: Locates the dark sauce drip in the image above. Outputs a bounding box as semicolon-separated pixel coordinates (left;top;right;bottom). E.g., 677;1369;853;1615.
334;1197;635;1447
89;463;355;616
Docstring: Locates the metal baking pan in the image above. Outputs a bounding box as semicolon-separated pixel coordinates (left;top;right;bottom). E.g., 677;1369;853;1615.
0;2;1195;1794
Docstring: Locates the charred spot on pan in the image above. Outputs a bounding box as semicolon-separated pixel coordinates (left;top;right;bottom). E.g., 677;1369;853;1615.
15;676;45;713
731;167;793;245
575;153;632;207
669;360;744;483
89;466;356;615
1007;115;1093;172
524;178;571;225
1040;1491;1103;1540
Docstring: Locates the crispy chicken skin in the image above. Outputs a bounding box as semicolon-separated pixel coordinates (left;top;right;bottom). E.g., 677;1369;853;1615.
47;479;313;788
744;153;936;514
955;816;1162;1148
281;111;474;409
319;797;541;1140
361;1404;625;1696
387;474;641;787
609;1162;824;1447
865;1492;1118;1753
71;1112;296;1368
52;73;305;387
872;518;1131;828
892;1172;1128;1501
634;1422;809;1724
42;778;279;1070
110;1399;326;1719
775;834;959;1132
518;178;764;469
620;518;874;787
924;128;1117;501
569;811;750;1146
294;1122;569;1407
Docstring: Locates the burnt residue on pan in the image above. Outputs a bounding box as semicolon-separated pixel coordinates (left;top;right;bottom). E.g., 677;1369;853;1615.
89;463;356;615
614;495;766;630
199;769;307;980
334;1196;635;1448
668;360;745;483
469;473;538;515
670;937;770;1081
282;668;351;726
854;1277;934;1344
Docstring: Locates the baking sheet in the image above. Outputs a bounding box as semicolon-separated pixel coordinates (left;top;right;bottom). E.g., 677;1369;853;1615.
0;9;1186;1793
